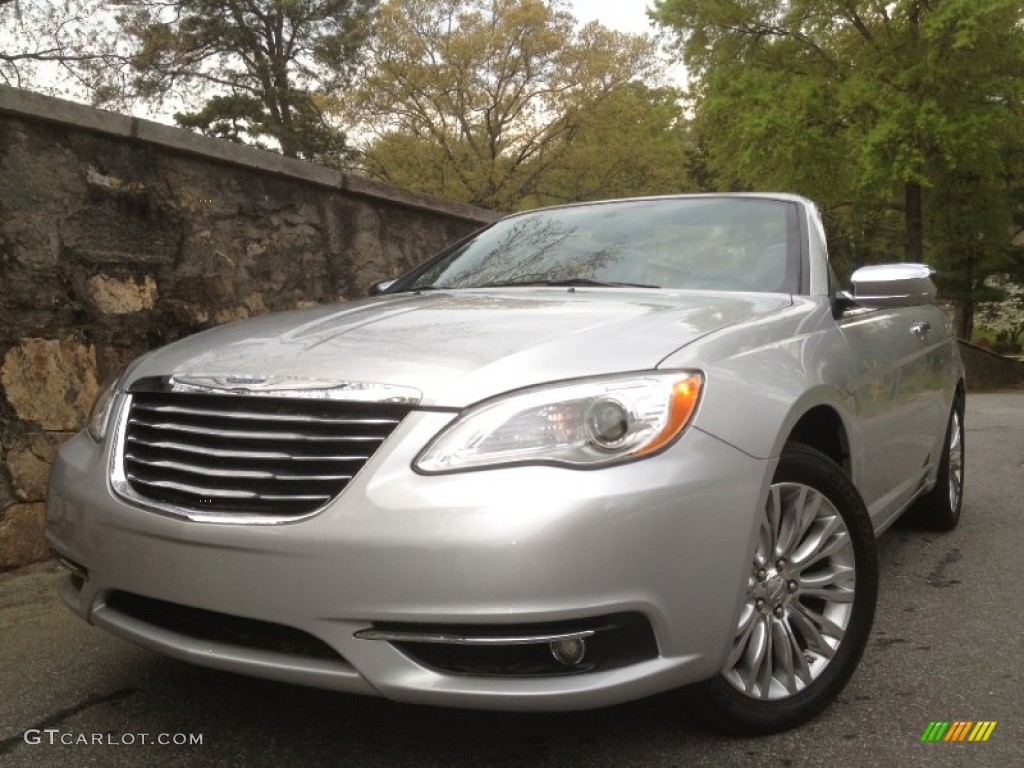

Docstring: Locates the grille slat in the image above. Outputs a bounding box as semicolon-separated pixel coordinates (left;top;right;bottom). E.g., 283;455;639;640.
125;435;375;462
127;475;333;504
127;475;266;500
127;418;389;443
120;392;411;517
132;401;401;427
124;457;354;483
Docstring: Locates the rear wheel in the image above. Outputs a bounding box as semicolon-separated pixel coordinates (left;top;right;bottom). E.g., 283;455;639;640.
904;399;964;531
698;444;878;734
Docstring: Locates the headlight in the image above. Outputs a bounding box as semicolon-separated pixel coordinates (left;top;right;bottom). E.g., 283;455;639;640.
86;352;153;442
87;373;122;443
415;372;703;473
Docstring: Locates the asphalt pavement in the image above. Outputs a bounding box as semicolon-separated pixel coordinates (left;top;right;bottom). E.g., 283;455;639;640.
1;393;1021;768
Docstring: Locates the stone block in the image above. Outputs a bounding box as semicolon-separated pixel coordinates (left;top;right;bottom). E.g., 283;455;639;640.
7;433;71;501
1;339;98;431
87;274;158;315
0;504;49;570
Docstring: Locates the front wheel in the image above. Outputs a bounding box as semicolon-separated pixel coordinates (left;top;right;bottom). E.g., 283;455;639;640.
697;444;878;734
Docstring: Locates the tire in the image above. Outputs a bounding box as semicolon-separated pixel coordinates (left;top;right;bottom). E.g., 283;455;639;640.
903;398;965;532
697;443;878;734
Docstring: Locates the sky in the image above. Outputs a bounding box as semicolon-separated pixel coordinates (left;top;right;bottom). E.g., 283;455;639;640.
568;0;659;34
569;0;687;88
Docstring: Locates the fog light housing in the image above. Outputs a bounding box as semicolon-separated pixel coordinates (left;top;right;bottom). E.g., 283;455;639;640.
550;636;587;666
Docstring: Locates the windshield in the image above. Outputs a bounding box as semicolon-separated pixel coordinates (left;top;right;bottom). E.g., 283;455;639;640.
398;197;801;293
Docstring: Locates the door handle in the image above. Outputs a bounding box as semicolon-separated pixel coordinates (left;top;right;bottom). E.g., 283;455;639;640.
910;321;931;339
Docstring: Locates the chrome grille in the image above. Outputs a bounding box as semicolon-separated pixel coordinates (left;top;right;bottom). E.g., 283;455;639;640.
119;392;411;517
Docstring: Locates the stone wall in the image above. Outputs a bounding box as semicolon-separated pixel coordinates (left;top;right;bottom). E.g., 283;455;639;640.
0;86;498;570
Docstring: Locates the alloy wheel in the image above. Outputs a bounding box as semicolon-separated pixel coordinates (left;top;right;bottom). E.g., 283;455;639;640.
948;409;964;514
723;482;856;700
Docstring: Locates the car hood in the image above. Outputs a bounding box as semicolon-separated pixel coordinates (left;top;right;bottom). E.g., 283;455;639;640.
129;289;792;407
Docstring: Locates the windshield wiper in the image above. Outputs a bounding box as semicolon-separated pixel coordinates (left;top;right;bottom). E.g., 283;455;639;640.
390;285;447;293
475;278;661;289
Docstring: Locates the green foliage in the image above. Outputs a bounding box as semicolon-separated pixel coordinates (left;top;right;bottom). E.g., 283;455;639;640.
652;0;1024;334
106;0;377;162
339;0;688;210
528;83;697;207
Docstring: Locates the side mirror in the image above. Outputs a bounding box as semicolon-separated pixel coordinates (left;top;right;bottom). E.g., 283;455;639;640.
847;263;937;308
369;279;396;296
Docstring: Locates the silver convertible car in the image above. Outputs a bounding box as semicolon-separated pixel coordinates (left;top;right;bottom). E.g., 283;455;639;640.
47;194;964;733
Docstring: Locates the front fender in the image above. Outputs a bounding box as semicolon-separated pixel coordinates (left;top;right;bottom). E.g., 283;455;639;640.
663;298;858;462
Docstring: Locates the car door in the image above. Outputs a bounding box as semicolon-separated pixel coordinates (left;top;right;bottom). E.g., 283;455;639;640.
837;304;948;523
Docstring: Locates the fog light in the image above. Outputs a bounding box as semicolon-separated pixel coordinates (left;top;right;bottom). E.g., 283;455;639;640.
550;636;587;666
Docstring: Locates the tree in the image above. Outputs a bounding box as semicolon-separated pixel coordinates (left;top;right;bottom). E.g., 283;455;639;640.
976;275;1024;353
104;0;377;162
528;83;697;206
652;0;1024;335
361;81;697;209
1;0;113;92
339;0;669;210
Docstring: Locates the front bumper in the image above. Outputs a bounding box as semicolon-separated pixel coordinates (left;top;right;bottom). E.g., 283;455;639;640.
46;410;772;711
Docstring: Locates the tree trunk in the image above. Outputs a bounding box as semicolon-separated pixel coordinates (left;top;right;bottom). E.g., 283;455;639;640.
904;181;923;263
279;133;298;158
954;301;974;341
